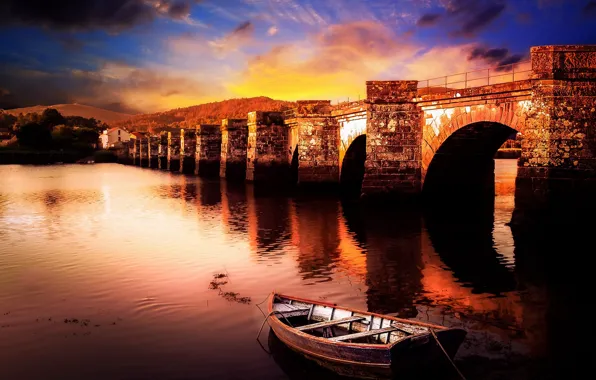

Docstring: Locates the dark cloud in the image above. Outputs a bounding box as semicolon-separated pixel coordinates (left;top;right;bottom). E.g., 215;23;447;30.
457;2;506;36
423;0;507;36
467;45;525;71
467;47;509;63
167;1;192;18
493;54;524;71
417;13;441;26
0;0;199;32
585;1;596;13
232;21;253;35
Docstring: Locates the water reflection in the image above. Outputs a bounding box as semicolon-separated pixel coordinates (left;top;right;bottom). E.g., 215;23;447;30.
0;161;579;380
291;198;341;283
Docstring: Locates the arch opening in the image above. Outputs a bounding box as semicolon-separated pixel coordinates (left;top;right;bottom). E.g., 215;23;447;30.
340;135;367;199
423;122;517;204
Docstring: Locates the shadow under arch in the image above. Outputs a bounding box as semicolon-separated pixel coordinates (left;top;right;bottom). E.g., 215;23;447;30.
423;121;517;205
421;121;518;294
340;135;366;199
423;205;518;295
290;145;299;186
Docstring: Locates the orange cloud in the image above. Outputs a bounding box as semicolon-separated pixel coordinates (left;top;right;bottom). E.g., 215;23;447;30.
230;21;421;101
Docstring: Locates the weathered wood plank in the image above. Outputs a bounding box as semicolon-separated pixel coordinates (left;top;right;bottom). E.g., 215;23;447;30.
328;327;399;342
296;317;365;332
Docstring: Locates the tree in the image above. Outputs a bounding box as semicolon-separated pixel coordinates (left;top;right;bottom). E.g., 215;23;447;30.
0;111;17;130
51;125;74;149
16;122;52;149
40;108;65;129
74;127;99;146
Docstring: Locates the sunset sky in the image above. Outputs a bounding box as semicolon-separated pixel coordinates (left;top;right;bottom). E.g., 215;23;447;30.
1;0;595;114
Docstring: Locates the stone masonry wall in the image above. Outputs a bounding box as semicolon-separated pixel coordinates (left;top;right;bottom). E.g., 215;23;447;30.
287;100;340;185
246;111;290;182
149;136;159;168
296;117;340;184
167;131;181;172
516;45;596;211
140;138;149;167
158;134;167;170
180;129;197;174
132;138;139;165
361;81;423;198
220;119;248;180
195;125;221;177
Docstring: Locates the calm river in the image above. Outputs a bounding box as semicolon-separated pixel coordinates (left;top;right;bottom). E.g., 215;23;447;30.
0;160;581;379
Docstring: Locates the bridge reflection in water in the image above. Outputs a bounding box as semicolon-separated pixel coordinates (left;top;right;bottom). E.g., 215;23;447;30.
0;163;583;380
157;162;573;378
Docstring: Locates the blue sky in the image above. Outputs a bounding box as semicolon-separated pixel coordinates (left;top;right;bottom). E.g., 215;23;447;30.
0;0;594;113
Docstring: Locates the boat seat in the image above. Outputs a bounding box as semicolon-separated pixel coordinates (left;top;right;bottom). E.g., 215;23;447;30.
273;303;310;317
390;323;415;336
296;316;365;332
328;326;399;342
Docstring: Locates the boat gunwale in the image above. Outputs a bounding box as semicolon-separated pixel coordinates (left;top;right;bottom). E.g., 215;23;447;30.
268;292;449;350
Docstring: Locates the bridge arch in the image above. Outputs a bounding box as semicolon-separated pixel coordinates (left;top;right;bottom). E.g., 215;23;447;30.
338;115;367;197
421;101;531;198
421;101;531;184
340;134;367;197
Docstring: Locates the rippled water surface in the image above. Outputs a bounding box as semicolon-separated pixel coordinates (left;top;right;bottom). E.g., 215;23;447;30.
0;161;580;379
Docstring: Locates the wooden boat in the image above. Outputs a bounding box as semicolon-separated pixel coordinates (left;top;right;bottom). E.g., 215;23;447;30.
267;293;467;379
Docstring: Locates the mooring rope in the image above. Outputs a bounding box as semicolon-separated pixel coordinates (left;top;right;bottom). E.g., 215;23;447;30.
429;328;467;380
256;310;295;340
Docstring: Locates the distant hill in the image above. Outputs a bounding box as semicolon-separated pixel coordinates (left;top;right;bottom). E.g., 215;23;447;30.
110;96;295;133
4;104;134;123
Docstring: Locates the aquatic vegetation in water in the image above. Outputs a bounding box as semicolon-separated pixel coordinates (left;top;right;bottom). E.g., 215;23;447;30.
207;272;251;304
219;291;251;304
208;279;228;289
208;272;229;289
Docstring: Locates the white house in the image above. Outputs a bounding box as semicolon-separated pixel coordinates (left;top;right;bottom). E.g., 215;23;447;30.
101;127;131;148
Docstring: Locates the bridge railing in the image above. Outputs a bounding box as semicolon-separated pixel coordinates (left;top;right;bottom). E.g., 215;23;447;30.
333;99;367;110
417;60;532;94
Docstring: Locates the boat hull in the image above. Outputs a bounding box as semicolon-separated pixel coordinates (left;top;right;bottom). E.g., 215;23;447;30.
270;316;392;379
267;294;467;379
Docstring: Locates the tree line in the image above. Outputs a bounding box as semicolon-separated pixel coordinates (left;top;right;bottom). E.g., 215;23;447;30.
0;109;107;151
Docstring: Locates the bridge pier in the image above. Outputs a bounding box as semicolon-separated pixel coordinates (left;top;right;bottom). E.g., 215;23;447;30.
195;125;221;177
514;45;596;218
513;45;596;223
132;138;140;166
180;129;197;175
158;133;167;170
246;111;291;183
140;137;149;168
167;131;181;172
361;81;422;200
149;136;159;168
220;119;248;181
286;101;340;187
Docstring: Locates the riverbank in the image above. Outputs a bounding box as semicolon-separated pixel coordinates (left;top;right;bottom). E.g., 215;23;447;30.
0;149;118;165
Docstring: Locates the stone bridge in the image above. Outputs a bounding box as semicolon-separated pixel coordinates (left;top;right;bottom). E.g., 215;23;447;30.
129;45;596;212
